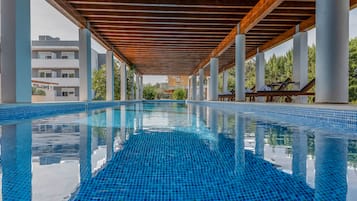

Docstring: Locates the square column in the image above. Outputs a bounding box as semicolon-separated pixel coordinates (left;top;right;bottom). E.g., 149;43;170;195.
206;76;211;100
222;70;229;93
106;51;114;101
316;0;349;103
136;74;140;100
120;62;127;101
1;0;32;103
199;69;204;100
79;28;92;102
235;34;246;102
192;75;197;100
131;73;135;100
140;75;143;100
293;30;308;103
209;57;219;101
256;52;265;102
187;77;191;100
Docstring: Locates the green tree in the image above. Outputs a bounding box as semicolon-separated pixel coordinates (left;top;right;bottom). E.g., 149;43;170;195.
172;88;187;100
143;84;157;100
92;62;136;100
92;63;120;100
32;87;46;96
349;38;357;102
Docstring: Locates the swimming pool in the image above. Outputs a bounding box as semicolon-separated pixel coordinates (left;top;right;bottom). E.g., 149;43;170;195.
0;101;356;200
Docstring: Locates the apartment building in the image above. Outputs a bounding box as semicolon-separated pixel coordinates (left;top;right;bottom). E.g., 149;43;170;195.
167;75;189;89
32;35;105;102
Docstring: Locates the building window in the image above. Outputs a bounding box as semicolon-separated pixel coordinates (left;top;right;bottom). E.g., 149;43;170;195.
61;51;75;59
39;51;55;59
39;71;53;78
60;88;75;97
61;70;76;78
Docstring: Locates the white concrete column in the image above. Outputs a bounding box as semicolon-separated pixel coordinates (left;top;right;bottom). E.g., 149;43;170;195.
316;0;349;103
120;62;127;101
187;77;191;100
1;0;32;103
256;51;265;102
140;75;143;100
199;69;204;100
136;74;140;100
293;29;308;103
210;58;219;101
206;76;211;100
192;75;197;100
130;72;134;100
223;70;229;93
235;33;246;102
106;51;114;101
79;28;92;102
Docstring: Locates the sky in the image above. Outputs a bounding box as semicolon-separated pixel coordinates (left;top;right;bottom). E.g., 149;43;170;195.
31;0;357;84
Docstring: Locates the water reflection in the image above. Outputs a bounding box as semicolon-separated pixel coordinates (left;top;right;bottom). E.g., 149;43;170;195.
0;103;356;200
235;113;245;172
315;134;348;201
1;122;32;201
79;112;92;184
292;128;307;182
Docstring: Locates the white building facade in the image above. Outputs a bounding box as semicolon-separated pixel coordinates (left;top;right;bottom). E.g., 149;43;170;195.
31;35;105;102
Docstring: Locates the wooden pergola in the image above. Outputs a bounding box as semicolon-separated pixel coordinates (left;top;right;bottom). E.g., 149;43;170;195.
47;0;357;76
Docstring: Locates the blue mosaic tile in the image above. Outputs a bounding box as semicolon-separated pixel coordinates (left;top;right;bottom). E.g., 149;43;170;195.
70;130;314;201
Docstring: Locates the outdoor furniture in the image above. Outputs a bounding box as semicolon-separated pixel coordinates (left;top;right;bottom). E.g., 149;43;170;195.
246;79;315;102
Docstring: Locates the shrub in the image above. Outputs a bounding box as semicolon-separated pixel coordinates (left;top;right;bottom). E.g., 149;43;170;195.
172;88;187;100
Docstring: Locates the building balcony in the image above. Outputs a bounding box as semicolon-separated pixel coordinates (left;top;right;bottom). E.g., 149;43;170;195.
32;77;79;87
32;59;79;69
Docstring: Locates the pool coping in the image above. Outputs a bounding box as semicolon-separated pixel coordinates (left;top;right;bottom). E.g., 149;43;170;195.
188;100;357;137
0;100;141;124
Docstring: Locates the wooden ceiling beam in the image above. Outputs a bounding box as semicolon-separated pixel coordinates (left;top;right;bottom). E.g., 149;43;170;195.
72;4;251;15
92;24;232;31
101;33;226;38
98;29;229;35
191;0;284;74
68;0;259;8
81;12;244;21
351;0;357;9
106;37;222;42
89;18;237;26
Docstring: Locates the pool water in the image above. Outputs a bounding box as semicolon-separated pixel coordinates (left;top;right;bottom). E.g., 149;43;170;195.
0;102;356;200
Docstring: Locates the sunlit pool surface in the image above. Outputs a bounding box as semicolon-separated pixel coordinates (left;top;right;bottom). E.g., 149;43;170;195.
0;102;356;200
